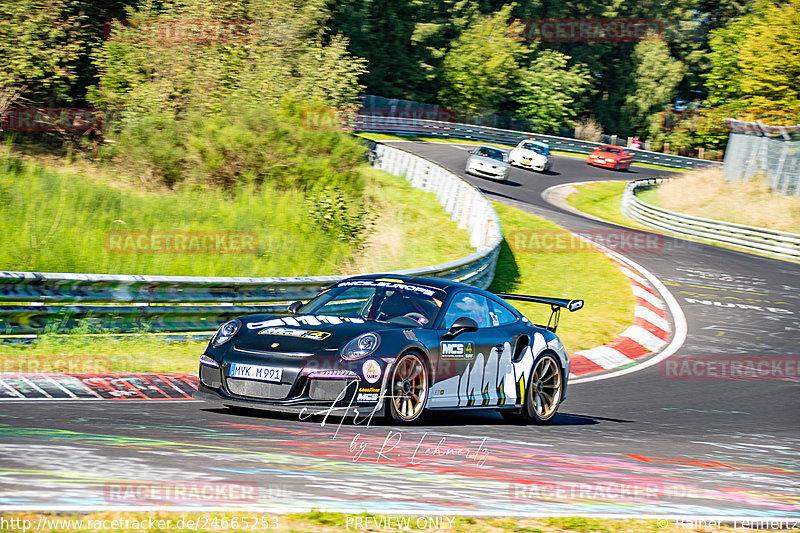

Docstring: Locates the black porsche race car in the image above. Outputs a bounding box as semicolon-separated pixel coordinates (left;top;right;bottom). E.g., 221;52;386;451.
194;274;582;424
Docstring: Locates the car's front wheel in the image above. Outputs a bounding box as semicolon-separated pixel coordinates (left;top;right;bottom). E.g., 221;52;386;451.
520;352;563;424
387;352;428;424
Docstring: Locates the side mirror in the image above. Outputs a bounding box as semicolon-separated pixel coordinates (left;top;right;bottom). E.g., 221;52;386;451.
287;301;303;314
444;316;479;339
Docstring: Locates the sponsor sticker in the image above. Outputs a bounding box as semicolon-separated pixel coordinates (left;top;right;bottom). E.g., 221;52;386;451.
337;280;438;297
246;316;363;330
257;327;330;340
356;392;380;403
362;359;382;383
441;341;475;359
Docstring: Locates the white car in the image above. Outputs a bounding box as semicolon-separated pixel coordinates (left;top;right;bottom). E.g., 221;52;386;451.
509;139;553;172
465;146;511;181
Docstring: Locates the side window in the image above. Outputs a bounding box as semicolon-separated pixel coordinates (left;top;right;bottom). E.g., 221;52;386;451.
487;298;518;326
443;293;492;329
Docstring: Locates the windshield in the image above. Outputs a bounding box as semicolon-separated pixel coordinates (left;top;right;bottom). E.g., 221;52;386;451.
521;142;548;155
300;280;445;326
474;147;508;162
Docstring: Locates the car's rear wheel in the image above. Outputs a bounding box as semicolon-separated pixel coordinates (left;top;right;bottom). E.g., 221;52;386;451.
520;352;563;424
388;352;428;424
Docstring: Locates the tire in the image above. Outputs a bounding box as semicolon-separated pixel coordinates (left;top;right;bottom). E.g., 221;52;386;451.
519;352;563;424
387;352;429;424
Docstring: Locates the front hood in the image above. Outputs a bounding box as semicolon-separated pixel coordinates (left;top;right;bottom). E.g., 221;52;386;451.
229;314;405;354
472;155;509;167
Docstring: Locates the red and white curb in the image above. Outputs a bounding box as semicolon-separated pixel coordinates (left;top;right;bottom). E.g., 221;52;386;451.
569;255;671;378
567;238;687;383
0;373;198;401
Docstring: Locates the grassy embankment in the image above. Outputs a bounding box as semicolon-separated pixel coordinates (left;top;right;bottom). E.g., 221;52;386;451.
567;168;800;235
637;167;800;233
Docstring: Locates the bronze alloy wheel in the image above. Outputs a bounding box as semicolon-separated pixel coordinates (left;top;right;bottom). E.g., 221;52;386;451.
388;352;428;423
522;352;563;424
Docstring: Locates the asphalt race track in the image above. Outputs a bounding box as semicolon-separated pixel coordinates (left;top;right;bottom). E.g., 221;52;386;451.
1;142;798;517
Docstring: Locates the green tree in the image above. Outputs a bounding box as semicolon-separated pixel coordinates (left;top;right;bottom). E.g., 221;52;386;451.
514;50;591;132
437;5;526;111
90;0;366;118
0;0;85;108
738;0;800;112
623;36;685;139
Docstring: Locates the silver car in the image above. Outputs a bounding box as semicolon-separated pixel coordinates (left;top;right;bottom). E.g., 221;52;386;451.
465;146;511;181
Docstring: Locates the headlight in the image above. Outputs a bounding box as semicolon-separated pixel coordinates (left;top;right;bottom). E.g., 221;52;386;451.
211;319;241;347
341;332;381;361
200;354;219;367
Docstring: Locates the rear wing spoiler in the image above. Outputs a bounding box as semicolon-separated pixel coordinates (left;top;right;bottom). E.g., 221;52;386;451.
494;293;583;333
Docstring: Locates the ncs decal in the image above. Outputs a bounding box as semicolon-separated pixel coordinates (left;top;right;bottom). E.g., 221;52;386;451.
441;341;474;359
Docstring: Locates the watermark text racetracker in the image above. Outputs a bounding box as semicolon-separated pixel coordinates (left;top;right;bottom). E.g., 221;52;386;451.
661;357;800;381
510;18;664;42
105;19;261;43
0;108;103;132
104;481;261;504
509;229;663;253
105;231;258;254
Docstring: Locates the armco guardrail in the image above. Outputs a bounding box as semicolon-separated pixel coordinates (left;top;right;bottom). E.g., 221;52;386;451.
1;142;502;334
351;114;722;170
621;178;800;261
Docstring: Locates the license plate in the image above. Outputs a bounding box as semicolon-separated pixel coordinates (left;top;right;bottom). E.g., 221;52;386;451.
229;363;283;383
521;160;530;165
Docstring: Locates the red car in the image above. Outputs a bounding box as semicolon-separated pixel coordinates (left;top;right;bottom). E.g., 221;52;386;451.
587;144;634;170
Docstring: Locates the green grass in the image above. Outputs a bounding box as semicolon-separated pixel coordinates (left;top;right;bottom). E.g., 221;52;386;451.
488;202;634;352
565;181;649;229
0;156;350;276
356;132;690;171
0;156;470;276
0;512;771;532
347;167;474;273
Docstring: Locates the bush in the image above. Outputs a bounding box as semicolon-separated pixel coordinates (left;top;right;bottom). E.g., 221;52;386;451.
574;118;603;142
105;101;368;194
306;186;374;247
